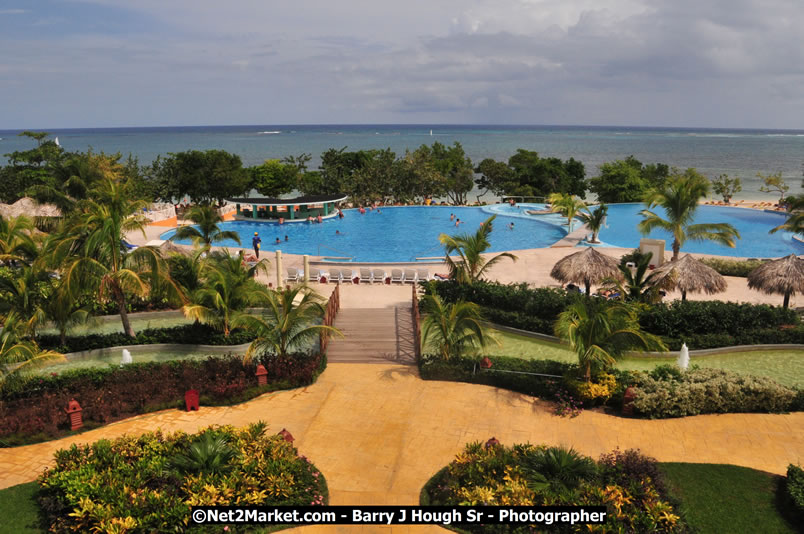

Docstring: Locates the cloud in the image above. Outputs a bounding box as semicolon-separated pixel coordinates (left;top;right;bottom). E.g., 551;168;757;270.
0;9;27;15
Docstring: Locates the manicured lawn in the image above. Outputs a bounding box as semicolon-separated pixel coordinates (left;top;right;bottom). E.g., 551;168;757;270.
659;463;799;534
487;330;804;387
0;482;43;534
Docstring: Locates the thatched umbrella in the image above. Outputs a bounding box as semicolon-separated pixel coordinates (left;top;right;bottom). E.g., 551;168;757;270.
650;254;727;301
747;254;804;309
0;197;61;219
550;247;621;295
159;240;194;257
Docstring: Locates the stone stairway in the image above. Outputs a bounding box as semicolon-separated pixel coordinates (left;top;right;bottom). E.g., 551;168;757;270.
326;306;416;364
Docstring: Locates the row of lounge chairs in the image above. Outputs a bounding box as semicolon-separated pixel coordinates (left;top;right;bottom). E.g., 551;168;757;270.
285;267;432;285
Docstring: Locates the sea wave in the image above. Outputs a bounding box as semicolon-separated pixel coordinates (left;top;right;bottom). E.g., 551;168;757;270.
257;131;281;134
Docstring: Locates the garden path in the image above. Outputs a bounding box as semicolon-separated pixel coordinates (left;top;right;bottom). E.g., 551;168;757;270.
1;364;803;534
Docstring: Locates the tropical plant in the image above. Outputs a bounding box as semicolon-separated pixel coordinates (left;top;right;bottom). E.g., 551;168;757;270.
711;174;742;204
27;151;111;216
170;204;241;249
603;251;664;303
183;252;270;337
758;171;789;203
43;283;93;347
0;263;50;337
770;194;804;236
577;204;608;243
420;293;495;360
171;432;237;475
0;312;63;392
554;297;666;381
638;170;740;261
548;193;587;232
48;176;183;337
232;285;341;361
439;215;517;284
522;446;598;492
0;215;37;263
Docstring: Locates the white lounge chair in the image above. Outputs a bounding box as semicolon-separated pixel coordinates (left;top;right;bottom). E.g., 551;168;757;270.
340;268;355;283
359;267;372;283
372;268;387;284
308;268;323;283
416;268;430;281
391;269;404;284
402;269;417;284
286;267;301;283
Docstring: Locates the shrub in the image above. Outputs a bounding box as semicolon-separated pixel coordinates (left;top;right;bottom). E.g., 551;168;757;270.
0;352;325;443
564;372;617;406
699;257;765;278
785;464;804;523
629;367;797;418
38;425;328;532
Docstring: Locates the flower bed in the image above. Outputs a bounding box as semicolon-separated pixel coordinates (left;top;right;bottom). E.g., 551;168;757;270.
422;441;685;533
38;424;328;533
0;352;325;445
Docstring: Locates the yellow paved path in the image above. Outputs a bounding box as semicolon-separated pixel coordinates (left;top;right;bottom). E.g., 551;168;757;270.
2;364;803;533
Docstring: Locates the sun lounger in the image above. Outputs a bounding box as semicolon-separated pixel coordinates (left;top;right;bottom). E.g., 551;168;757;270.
359;267;372;283
390;269;404;283
308;268;325;283
372;269;387;284
286;267;301;283
416;268;430;281
402;268;417;284
340;268;355;283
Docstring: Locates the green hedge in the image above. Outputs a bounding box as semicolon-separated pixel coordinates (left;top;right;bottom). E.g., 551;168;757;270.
37;322;257;353
699;257;765;277
786;464;804;523
629;367;799;418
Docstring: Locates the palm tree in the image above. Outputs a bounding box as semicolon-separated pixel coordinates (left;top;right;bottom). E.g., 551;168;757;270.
577;204;608;244
770;194;804;236
420;293;495;360
0;264;49;337
27;151;108;216
603;252;664;304
49;177;183;337
183;252;270;337
170;205;241;249
638;171;740;261
439;215;517;284
44;284;93;347
0;312;63;392
554;297;666;381
232;285;342;361
0;215;37;263
548;193;587;232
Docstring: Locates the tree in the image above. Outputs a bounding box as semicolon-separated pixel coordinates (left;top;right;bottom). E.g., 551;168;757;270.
430;142;474;205
170;205;241;249
0;264;49;338
183;253;270;337
588;157;669;203
249;159;298;198
50;177;183;337
507;150;586;198
554;297;666;381
711;174;742;204
153;150;250;204
0;215;37;263
420;293;493;360
638;169;740;261
758;171;789;203
439;215;517;284
28;151;110;215
603;250;664;304
576;204;608;243
44;283;92;347
0;312;63;392
548;193;587;232
474;158;513;202
232;285;341;361
770;194;804;236
1;131;66;204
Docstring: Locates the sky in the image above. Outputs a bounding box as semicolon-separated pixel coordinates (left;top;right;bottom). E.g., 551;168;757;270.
2;0;804;129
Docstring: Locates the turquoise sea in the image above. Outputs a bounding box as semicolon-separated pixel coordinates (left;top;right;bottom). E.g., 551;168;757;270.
1;124;802;198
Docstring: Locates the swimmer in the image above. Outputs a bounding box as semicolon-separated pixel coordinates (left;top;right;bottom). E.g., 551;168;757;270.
275;238;281;244
508;222;515;230
285;235;289;241
450;213;455;221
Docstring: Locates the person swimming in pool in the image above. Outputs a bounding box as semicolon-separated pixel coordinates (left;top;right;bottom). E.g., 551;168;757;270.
508;222;515;230
275;237;281;244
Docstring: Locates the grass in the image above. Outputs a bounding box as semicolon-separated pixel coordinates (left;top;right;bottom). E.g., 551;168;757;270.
659;463;800;534
486;330;804;387
0;482;44;534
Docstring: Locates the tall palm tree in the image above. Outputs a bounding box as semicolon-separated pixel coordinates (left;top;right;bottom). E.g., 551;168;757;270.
48;177;183;337
638;171;740;261
554;297;666;381
439;215;517;284
27;151;108;216
44;283;93;347
0;264;49;338
577;204;608;244
183;252;270;337
770;195;804;236
170;205;241;249
0;214;37;264
420;293;495;360
548;193;587;232
232;285;342;361
0;312;64;392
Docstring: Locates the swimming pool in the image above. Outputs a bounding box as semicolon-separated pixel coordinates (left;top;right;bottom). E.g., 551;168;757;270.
162;206;567;262
490;202;803;258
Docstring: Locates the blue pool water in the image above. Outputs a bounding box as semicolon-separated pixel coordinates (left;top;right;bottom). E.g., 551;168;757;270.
161;206;567;262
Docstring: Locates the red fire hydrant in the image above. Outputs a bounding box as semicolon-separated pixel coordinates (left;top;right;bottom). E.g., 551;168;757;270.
278;428;294;443
184;389;200;412
480;357;493;369
65;399;83;431
255;364;268;387
485;437;500;449
622;387;637;416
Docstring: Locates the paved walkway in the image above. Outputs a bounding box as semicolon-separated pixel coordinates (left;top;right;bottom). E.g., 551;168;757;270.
2;364;803;534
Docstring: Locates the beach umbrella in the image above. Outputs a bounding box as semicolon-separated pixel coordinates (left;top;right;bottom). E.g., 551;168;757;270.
0;197;61;219
676;343;690;370
747;254;804;309
159;241;194;257
650;254;727;301
550;247;621;295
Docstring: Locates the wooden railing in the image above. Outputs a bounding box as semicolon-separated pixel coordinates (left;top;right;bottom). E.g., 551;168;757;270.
320;284;340;353
412;283;422;362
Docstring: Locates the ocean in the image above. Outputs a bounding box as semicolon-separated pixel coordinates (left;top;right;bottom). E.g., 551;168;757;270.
1;124;802;199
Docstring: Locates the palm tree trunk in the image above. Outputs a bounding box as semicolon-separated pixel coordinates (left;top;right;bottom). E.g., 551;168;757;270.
117;296;136;338
783;291;791;309
60;329;66;347
584;281;591;296
672;240;680;262
681;290;687;302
